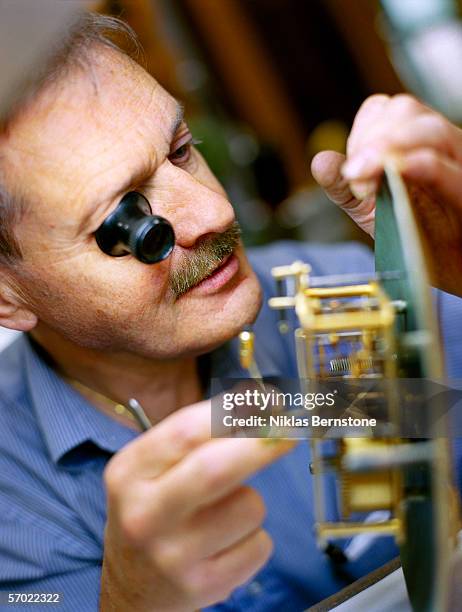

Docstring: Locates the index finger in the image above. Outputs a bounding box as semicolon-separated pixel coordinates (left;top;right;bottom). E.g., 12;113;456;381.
148;436;297;520
113;399;213;480
347;94;390;157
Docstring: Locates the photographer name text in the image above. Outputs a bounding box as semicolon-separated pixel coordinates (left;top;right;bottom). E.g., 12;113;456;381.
222;414;376;428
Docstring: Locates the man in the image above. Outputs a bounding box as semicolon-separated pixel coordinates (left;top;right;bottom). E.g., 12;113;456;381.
0;12;461;612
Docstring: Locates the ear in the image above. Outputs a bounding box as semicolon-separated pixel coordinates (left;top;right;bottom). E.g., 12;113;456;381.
0;283;37;332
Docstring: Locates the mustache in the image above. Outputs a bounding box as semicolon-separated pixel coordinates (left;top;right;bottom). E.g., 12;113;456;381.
170;221;241;298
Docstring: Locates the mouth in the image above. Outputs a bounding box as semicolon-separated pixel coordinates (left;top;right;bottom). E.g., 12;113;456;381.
185;252;240;296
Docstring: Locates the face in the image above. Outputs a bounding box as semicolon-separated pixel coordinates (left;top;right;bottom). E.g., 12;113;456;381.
1;46;262;358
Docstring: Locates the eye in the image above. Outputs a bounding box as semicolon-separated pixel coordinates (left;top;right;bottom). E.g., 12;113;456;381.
168;135;202;166
169;141;192;164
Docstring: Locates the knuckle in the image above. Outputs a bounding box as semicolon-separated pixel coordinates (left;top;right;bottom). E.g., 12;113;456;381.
361;93;389;110
348;95;390;155
118;505;152;545
353;95;389;125
422;114;450;138
391;93;420;112
170;418;204;454
419;149;439;168
103;456;129;496
197;454;229;492
417;150;441;183
154;539;188;574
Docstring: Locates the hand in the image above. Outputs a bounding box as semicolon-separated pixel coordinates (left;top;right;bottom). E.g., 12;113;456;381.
311;94;462;297
99;399;294;612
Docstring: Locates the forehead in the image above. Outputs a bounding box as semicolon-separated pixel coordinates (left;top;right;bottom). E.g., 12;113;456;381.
1;46;177;220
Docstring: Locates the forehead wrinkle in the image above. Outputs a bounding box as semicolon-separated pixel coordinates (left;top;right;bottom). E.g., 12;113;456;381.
75;99;184;235
107;98;184;194
111;97;183;180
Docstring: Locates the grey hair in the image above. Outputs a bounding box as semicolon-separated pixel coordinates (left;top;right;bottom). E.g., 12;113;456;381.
0;12;142;265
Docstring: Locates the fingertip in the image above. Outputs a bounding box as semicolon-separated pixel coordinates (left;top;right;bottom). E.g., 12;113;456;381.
311;150;345;187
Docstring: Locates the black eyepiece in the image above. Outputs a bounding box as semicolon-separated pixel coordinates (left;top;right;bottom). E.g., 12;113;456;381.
95;192;175;264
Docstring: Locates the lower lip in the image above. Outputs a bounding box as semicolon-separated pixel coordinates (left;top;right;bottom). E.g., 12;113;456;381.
189;254;240;296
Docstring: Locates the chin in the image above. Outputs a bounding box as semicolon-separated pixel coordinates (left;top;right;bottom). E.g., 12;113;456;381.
176;271;263;358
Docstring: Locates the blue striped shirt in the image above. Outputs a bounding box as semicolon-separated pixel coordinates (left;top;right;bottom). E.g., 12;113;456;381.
0;242;461;611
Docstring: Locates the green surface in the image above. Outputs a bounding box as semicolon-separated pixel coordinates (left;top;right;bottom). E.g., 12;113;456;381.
375;170;441;612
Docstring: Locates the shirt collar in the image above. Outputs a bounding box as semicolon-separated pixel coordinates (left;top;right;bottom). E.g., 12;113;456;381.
23;336;137;465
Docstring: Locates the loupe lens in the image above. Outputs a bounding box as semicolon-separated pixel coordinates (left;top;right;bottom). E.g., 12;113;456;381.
133;217;175;264
95;191;175;263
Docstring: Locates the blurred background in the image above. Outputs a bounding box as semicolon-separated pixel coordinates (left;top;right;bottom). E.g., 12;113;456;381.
3;0;462;346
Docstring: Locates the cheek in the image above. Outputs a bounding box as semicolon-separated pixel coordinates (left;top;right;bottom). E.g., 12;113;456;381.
21;255;172;329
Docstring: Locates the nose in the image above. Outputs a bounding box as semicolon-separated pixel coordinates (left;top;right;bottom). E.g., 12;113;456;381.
153;162;236;249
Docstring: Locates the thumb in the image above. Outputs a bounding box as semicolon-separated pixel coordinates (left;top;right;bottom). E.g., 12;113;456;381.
311;150;352;205
311;150;375;236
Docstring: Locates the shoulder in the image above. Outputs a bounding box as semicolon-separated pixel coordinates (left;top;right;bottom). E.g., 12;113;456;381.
247;240;374;284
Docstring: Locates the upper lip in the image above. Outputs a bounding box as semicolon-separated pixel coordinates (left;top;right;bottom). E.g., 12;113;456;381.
199;252;232;284
174;250;235;300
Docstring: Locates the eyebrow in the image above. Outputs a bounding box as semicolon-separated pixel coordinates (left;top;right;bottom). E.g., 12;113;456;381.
78;101;185;233
170;102;185;142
